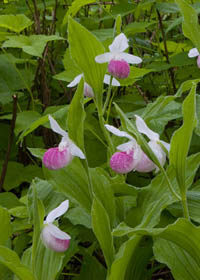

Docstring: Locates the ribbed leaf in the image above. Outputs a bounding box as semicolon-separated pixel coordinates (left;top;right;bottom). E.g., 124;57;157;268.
154;238;200;280
68;17;106;107
176;0;200;51
0;14;32;33
170;83;197;194
92;197;114;270
0;246;35;280
67;78;85;153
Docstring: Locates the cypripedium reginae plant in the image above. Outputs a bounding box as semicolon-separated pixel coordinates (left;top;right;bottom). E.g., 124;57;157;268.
41;200;71;252
67;73;120;97
43;115;85;170
105;115;170;174
95;33;142;79
188;47;200;68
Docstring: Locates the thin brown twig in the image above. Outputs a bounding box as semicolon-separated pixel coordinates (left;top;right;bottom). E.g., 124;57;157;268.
25;0;34;14
157;10;176;94
32;0;41;34
0;95;18;192
134;83;149;104
48;55;68;97
49;0;58;35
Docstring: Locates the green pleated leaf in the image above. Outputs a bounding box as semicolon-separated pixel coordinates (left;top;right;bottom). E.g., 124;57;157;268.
65;0;96;19
0;14;33;33
79;254;106;280
0;246;35;280
68;17;106;107
91;168;116;227
154;238;200;280
114;219;200;268
67;78;85;152
29;182;65;280
3;35;64;58
108;236;141;280
44;158;91;213
0;207;11;245
176;0;200;51
92;197;114;270
33;239;65;280
169;83;197;194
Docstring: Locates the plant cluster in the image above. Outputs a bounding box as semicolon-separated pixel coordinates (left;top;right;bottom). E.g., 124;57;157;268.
0;0;200;280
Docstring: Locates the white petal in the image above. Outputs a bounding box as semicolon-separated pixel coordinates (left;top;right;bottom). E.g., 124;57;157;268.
117;140;135;152
148;141;166;167
119;52;142;64
49;115;69;139
135;115;159;141
105;124;134;140
46;200;69;223
104;74;120;87
188;48;199;58
95;52;114;63
41;223;71;252
69;141;85;159
160;140;170;153
109;33;129;53
67;74;83;87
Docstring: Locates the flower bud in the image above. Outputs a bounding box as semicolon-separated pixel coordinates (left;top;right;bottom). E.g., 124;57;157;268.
43;147;73;170
110;150;135;173
41;223;71;252
108;59;130;79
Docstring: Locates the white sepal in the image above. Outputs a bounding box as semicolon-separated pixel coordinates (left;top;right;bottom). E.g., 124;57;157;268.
105;124;134;140
104;74;120;86
109;33;129;53
148;141;166;167
69;141;86;159
45;200;69;224
49;115;69;139
67;74;83;87
188;48;199;58
84;83;94;97
119;52;142;64
42;223;70;240
95;52;114;63
135;115;159;141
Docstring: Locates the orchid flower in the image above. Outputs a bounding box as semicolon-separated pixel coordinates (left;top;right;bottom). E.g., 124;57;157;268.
135;115;170;171
43;115;85;170
188;48;200;68
105;124;143;173
41;200;71;252
67;74;120;97
95;33;142;79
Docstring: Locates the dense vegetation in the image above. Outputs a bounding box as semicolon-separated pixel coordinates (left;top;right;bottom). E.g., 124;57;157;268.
0;0;200;279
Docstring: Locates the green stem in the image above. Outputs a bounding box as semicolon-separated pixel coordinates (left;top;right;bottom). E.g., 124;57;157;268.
98;106;115;156
161;167;181;201
181;193;190;220
103;76;113;114
106;88;116;123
